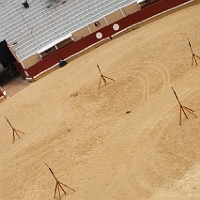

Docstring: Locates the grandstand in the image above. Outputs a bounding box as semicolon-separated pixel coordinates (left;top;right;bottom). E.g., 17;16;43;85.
0;0;197;100
0;0;137;60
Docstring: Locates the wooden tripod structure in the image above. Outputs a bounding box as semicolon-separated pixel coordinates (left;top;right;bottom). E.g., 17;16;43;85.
46;163;75;200
97;65;115;88
187;38;200;66
5;116;25;143
172;87;197;126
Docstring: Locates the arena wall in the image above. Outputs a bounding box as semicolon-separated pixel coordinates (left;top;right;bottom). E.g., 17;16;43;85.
22;54;41;69
27;31;111;78
0;87;5;102
72;27;91;41
122;2;141;16
56;38;74;49
88;18;108;33
14;62;29;79
105;10;124;24
23;0;195;81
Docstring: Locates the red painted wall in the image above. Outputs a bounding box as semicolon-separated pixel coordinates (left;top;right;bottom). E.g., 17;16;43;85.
28;32;107;77
0;88;4;98
27;0;191;78
14;62;27;79
98;0;191;36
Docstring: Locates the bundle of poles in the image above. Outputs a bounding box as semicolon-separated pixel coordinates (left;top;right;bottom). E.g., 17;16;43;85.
5;116;25;143
187;38;200;66
172;87;197;125
97;65;115;88
46;163;75;200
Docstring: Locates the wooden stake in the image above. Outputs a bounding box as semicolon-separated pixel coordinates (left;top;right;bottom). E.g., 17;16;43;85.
5;117;25;143
172;87;197;125
46;163;75;200
187;38;200;66
97;65;115;88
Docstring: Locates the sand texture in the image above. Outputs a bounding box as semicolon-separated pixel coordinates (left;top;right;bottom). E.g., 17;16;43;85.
1;3;200;200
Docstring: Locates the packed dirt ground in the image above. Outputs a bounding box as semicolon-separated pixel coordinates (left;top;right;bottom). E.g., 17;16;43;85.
1;2;200;200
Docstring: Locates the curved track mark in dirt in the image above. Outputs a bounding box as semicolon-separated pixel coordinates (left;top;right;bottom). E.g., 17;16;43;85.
130;62;170;94
119;61;170;101
107;49;170;91
134;71;150;101
68;60;170;106
118;70;150;102
139;61;171;89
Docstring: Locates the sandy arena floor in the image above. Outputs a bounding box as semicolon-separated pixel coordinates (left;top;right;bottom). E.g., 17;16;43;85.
1;3;200;200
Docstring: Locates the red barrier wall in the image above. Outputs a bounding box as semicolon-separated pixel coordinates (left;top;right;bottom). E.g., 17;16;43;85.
27;0;191;78
97;0;192;37
0;88;4;99
14;62;27;79
28;31;108;77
